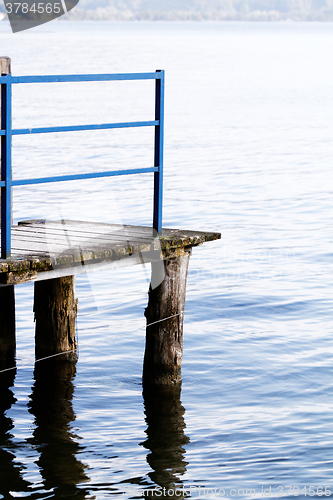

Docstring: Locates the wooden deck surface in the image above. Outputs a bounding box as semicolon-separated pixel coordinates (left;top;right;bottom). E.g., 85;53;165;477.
0;220;221;284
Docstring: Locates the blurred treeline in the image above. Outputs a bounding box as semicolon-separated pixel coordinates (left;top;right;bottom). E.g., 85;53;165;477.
66;0;333;20
1;0;333;20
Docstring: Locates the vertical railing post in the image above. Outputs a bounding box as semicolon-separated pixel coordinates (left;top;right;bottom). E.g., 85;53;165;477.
153;70;165;234
0;61;12;259
0;58;15;372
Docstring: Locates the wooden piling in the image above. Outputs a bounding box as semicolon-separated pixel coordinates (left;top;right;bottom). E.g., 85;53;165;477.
143;249;191;385
0;57;11;79
0;57;11;83
0;286;15;369
34;276;78;362
0;57;15;370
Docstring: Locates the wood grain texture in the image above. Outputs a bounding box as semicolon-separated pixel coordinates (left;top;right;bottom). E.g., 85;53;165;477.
34;276;78;362
143;249;190;385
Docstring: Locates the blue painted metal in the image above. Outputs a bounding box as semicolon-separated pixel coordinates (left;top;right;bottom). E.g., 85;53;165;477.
9;167;159;187
0;70;164;259
1;78;12;259
6;120;159;136
0;120;158;136
153;70;165;234
0;72;161;84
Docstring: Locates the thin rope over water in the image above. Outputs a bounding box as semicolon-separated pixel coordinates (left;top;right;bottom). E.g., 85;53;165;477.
0;311;185;375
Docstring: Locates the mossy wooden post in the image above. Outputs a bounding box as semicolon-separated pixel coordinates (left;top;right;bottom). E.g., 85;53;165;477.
0;57;15;370
34;276;78;362
143;249;191;385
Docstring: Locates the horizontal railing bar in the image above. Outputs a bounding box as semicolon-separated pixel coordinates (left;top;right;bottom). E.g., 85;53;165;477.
0;73;161;84
0;120;158;136
0;167;158;188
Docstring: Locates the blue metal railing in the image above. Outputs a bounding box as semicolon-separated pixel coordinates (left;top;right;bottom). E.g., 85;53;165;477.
0;70;165;259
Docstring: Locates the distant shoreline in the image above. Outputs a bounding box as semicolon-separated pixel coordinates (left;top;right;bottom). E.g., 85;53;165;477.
2;10;333;23
56;8;333;22
61;14;333;22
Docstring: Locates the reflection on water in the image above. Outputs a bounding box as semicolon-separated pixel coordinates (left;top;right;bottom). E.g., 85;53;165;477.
28;359;89;499
0;368;30;497
141;384;189;493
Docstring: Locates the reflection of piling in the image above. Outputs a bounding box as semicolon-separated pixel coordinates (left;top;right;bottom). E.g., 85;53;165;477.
142;384;189;491
143;250;191;385
28;359;89;498
34;276;78;362
0;367;30;496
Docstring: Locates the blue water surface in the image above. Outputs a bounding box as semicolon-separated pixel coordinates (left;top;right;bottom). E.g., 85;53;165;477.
0;20;332;499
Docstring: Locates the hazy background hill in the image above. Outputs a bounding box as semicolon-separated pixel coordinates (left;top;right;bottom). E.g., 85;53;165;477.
1;0;333;20
64;0;333;20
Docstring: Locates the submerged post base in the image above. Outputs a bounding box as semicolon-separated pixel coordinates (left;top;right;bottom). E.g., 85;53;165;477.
0;285;15;370
34;276;78;362
143;249;190;385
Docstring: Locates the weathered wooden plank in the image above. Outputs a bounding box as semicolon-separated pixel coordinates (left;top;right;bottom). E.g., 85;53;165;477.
12;228;154;247
12;231;153;255
13;223;220;250
29;257;53;271
15;223;151;239
11;240;151;261
17;233;153;248
0;220;221;284
18;220;221;246
16;222;154;241
0;261;9;272
10;249;48;257
1;270;38;285
0;259;32;276
18;220;131;237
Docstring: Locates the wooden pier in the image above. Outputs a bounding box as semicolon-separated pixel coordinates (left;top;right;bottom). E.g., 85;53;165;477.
0;220;219;284
0;220;220;384
0;57;221;385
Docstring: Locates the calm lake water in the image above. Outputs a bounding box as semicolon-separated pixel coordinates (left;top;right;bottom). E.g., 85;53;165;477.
0;20;333;499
